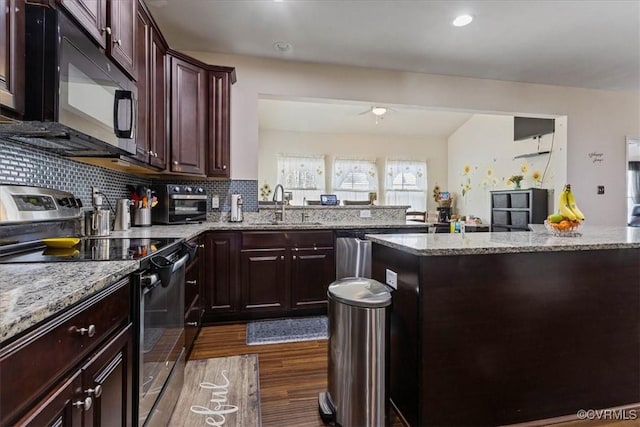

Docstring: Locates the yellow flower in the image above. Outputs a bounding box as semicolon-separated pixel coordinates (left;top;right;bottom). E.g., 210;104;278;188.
463;165;472;175
486;167;494;177
531;170;542;182
520;163;529;174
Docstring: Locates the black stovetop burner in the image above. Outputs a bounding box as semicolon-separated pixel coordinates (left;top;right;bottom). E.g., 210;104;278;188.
0;237;182;263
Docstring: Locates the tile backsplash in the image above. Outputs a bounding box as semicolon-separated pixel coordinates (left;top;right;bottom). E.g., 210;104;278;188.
0;141;258;212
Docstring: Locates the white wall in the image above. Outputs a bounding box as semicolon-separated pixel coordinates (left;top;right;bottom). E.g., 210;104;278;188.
258;129;448;209
186;51;639;225
448;115;567;223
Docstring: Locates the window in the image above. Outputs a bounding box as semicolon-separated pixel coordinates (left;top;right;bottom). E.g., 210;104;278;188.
332;158;378;203
385;159;427;210
277;154;325;205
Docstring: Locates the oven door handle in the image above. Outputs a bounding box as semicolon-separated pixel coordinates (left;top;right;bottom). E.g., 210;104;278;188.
149;252;190;287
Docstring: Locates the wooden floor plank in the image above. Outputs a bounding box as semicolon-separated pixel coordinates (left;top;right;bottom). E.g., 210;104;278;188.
190;323;636;427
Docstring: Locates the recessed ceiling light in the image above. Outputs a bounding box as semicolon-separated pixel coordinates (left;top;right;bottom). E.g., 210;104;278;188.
452;14;473;27
273;41;292;52
371;107;387;116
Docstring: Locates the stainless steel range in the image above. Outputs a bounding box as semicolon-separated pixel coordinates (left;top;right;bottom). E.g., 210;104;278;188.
0;185;190;426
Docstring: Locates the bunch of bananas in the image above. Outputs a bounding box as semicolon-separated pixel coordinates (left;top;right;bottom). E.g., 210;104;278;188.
546;184;585;231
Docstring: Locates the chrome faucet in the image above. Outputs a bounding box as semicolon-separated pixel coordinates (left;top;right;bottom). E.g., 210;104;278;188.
273;184;286;222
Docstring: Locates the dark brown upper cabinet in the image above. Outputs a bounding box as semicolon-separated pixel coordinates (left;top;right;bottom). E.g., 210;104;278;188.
169;52;207;175
134;1;167;170
0;0;25;117
59;0;136;78
207;71;232;177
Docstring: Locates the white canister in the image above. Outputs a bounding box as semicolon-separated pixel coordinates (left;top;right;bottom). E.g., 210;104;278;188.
230;194;243;222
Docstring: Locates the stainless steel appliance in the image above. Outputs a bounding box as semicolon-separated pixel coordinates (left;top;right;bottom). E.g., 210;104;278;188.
114;199;132;231
1;3;136;157
151;185;207;224
132;242;193;426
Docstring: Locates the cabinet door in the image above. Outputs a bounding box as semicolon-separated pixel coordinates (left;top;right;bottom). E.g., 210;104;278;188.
108;0;135;78
290;247;335;309
133;2;149;163
204;232;239;315
240;248;287;312
185;237;204;354
15;371;83;427
170;56;207;175
60;0;107;48
0;0;24;116
149;30;167;169
207;71;230;177
81;324;133;427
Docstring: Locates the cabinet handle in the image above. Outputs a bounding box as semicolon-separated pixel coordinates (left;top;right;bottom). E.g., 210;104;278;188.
198;244;205;249
280;255;284;260
173;161;178;165
186;280;198;286
186;321;199;327
74;324;96;338
223;165;227;170
85;385;102;398
293;255;297;260
113;39;122;46
73;397;92;411
149;150;155;156
101;26;112;35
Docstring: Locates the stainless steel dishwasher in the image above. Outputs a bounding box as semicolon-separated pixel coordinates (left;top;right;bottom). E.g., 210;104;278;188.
335;228;427;279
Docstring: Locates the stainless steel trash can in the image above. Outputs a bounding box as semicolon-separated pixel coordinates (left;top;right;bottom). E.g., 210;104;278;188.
318;277;392;427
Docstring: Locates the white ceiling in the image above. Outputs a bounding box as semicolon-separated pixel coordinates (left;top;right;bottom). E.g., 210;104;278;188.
258;98;474;137
146;0;640;92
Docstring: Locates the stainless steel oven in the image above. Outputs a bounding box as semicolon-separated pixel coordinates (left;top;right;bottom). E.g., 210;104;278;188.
132;243;192;426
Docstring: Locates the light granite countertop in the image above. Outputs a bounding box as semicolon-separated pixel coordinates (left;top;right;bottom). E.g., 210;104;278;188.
366;225;640;256
0;220;426;344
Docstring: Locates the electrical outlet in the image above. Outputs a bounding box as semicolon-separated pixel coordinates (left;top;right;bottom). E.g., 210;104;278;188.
597;185;605;195
359;209;371;218
211;195;219;209
386;269;398;289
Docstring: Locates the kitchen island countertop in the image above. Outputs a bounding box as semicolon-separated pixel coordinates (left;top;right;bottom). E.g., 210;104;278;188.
366;225;640;256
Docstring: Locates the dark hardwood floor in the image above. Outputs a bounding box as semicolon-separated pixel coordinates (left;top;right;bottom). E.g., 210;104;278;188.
190;323;637;427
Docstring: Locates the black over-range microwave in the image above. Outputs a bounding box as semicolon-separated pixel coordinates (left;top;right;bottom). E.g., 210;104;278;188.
5;3;137;157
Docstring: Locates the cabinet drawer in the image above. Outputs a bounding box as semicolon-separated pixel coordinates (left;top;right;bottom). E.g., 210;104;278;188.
287;231;334;248
511;211;530;228
0;278;130;425
242;231;287;249
493;210;510;225
492;194;510;208
511;193;530;208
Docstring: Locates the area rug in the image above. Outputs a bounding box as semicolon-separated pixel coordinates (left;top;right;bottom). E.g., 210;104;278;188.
169;354;261;426
246;315;328;345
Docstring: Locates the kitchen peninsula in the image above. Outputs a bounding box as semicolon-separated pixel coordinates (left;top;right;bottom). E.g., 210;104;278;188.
368;226;640;426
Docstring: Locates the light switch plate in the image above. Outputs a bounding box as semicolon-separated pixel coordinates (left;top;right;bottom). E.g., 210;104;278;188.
386;269;398;289
211;195;219;209
360;209;372;218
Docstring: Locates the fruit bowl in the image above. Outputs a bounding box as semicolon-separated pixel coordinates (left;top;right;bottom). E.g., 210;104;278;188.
544;219;583;236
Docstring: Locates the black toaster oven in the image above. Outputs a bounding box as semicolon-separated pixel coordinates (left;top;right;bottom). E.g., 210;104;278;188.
151;185;207;224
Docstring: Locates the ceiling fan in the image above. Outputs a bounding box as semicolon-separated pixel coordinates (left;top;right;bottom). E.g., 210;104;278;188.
358;106;395;124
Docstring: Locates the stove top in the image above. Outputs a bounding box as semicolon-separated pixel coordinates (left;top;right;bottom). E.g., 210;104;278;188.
0;237;182;263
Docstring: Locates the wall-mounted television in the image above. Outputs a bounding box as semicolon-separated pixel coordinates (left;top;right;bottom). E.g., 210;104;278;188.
514;117;555;141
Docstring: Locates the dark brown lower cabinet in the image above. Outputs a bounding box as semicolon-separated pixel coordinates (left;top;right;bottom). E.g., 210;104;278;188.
185;236;204;357
0;279;132;426
240;248;287;312
203;232;240;322
290;247;334;309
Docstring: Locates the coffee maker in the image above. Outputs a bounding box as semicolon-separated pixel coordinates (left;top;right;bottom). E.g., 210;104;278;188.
437;206;451;222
